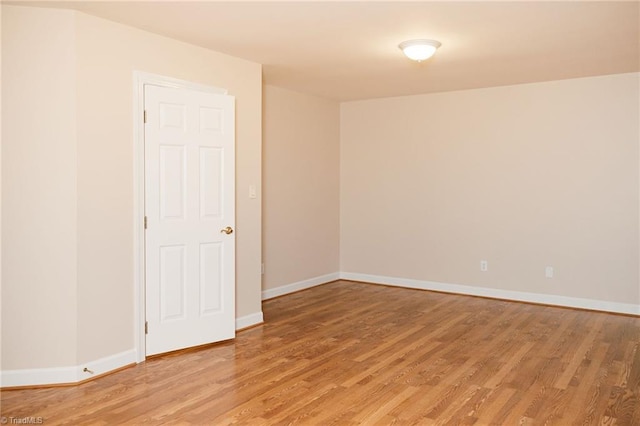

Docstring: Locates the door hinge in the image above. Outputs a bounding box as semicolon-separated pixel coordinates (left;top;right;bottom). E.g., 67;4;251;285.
145;321;148;335
143;110;147;124
144;216;147;230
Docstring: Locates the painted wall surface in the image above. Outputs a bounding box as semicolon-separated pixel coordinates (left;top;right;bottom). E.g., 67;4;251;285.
262;85;340;290
74;11;262;364
2;5;262;371
2;2;638;380
341;73;640;305
2;6;78;369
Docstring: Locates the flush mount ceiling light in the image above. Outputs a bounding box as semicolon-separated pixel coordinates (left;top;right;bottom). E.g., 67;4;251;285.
398;39;442;62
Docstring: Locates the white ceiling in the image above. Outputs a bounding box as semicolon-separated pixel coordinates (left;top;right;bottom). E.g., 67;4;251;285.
18;1;640;101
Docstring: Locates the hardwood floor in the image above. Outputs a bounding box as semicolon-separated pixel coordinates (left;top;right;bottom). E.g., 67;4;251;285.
2;280;640;425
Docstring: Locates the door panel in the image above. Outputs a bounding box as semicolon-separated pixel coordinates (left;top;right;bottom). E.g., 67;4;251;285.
200;147;223;218
159;145;186;220
200;242;223;314
145;84;235;356
160;245;186;321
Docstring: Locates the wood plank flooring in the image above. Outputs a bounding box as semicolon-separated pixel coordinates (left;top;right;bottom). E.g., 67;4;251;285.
2;280;640;425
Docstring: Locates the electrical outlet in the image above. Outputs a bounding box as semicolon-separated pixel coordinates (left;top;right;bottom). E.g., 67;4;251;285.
480;260;488;272
545;266;553;278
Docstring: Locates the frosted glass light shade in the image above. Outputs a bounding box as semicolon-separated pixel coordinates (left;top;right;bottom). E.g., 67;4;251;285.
399;39;442;61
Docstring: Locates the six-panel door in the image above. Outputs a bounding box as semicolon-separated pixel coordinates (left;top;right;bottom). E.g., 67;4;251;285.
144;84;235;356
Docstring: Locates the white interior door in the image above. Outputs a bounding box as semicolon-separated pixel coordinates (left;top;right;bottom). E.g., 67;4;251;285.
144;84;235;356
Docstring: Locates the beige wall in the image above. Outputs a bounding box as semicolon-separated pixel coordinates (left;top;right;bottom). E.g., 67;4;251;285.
341;73;640;305
262;85;340;290
74;11;262;364
3;3;638;377
2;6;78;369
2;5;263;370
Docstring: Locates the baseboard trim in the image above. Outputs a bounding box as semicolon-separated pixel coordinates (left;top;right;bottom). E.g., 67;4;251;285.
236;311;264;330
262;272;340;300
340;272;640;316
1;349;137;388
2;313;265;388
7;272;633;388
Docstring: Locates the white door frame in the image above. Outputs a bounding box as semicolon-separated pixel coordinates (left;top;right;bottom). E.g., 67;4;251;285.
133;71;228;363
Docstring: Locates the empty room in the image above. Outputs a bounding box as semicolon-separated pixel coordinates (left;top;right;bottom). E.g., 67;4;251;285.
2;1;639;424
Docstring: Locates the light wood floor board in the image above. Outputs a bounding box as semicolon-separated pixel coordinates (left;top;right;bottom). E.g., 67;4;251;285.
2;280;640;424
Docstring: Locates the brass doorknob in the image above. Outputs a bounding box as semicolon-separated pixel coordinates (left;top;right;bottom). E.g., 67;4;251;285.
220;226;233;235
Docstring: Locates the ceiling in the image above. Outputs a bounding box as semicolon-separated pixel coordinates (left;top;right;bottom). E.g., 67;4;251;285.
17;1;640;101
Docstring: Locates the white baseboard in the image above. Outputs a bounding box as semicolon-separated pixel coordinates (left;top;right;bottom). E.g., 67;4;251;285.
77;349;137;382
262;272;340;300
1;349;137;388
7;271;633;388
1;365;77;388
1;313;265;388
236;311;264;330
340;272;640;316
